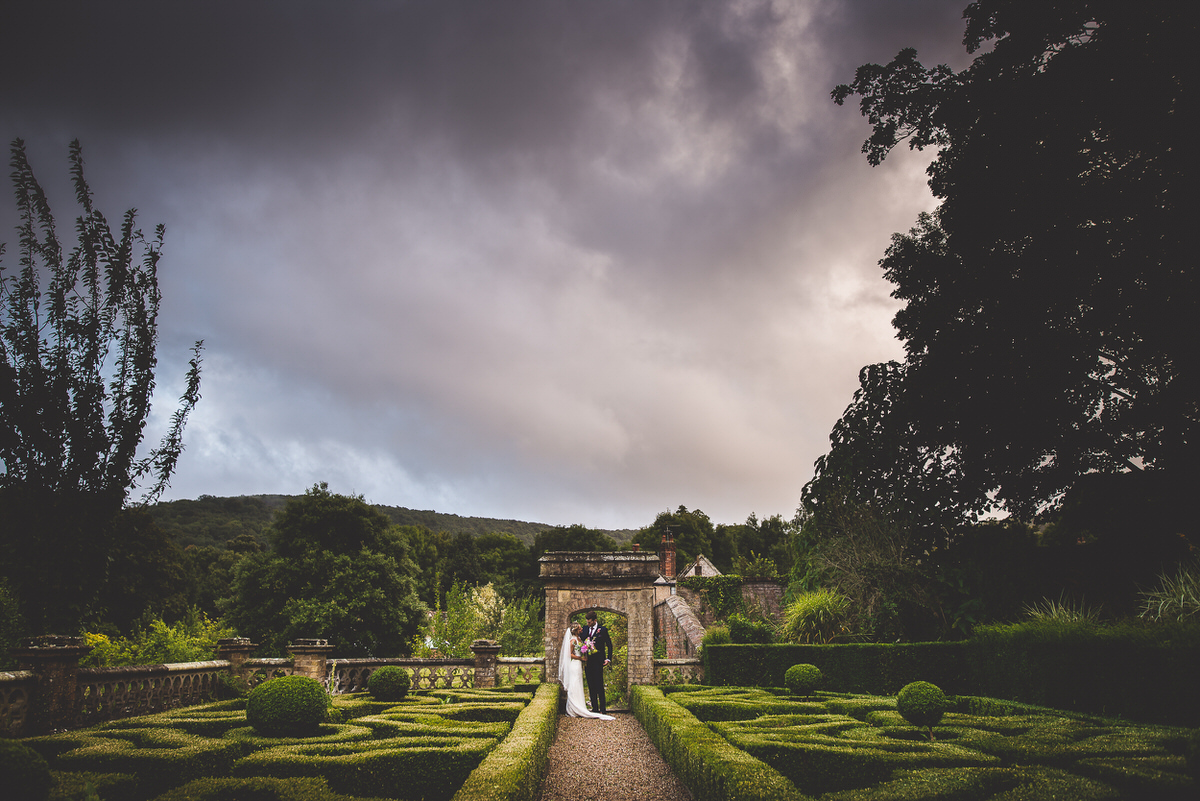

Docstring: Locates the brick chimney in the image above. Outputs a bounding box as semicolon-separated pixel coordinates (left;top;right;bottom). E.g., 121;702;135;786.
659;530;676;579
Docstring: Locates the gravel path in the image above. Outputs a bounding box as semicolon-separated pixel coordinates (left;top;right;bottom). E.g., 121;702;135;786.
539;712;693;801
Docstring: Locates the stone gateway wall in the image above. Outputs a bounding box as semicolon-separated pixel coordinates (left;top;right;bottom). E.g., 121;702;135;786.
539;551;661;690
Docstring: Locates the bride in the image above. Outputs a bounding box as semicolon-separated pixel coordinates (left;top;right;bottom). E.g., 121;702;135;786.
558;622;614;719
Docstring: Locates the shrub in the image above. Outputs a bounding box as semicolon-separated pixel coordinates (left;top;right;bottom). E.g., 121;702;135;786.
897;680;947;739
1139;560;1200;622
369;666;412;701
701;624;731;649
217;671;250;699
781;589;850;643
783;663;823;696
728;612;774;644
247;676;331;736
80;609;234;667
1023;594;1102;625
0;739;52;801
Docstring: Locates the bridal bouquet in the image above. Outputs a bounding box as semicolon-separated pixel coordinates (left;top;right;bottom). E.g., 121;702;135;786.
580;637;596;656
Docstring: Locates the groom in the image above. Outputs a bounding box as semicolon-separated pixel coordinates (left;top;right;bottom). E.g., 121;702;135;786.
582;611;613;713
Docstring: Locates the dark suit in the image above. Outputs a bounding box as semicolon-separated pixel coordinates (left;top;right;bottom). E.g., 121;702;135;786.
582;620;613;713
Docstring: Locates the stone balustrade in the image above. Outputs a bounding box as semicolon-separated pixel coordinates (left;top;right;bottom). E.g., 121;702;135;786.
77;660;228;725
496;656;545;686
652;658;704;685
0;636;551;736
1;634;699;736
0;669;36;736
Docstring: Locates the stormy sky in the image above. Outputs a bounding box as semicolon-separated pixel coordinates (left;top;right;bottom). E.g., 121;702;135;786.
2;1;974;529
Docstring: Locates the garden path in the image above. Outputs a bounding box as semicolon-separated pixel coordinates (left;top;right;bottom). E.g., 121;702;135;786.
538;713;693;801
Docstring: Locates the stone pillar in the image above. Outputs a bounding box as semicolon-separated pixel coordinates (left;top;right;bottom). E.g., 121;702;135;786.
287;639;333;681
216;637;257;681
470;640;502;688
14;635;90;735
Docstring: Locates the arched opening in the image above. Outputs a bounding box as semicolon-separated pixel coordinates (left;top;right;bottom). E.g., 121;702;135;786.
562;607;630;710
539;551;660;695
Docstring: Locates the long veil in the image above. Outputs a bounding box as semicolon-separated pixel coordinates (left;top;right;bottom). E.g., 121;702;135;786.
557;627;572;684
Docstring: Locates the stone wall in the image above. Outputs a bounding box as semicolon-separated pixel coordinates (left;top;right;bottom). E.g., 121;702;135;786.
653;595;705;659
675;578;786;628
742;580;786;621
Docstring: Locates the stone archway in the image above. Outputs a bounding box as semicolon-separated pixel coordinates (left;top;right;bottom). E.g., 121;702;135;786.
539;551;660;691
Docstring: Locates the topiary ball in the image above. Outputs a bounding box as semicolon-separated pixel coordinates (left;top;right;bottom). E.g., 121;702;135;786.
368;666;412;701
0;739;52;801
246;675;330;736
784;663;823;696
897;681;947;730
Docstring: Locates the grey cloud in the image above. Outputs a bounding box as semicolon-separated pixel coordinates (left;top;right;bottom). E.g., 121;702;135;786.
2;1;973;528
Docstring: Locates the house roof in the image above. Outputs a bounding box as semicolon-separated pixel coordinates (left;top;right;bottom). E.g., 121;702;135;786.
676;553;721;578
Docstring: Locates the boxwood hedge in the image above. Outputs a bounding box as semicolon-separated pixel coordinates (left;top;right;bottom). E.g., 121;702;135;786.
631;685;806;801
451;683;559;801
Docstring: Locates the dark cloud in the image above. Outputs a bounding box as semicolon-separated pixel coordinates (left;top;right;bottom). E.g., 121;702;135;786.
2;1;973;528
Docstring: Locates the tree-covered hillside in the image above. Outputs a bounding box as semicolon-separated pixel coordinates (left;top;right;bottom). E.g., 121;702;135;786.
148;494;636;550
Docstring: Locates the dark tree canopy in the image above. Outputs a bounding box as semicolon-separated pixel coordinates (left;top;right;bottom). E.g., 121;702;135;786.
0;140;203;632
532;523;617;560
223;484;426;657
640;506;715;572
824;3;1196;527
802;362;976;550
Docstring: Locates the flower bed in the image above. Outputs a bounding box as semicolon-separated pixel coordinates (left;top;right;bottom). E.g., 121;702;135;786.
642;686;1196;800
24;687;545;801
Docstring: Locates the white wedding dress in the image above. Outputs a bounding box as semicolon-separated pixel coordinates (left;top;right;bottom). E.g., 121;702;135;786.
558;628;614;719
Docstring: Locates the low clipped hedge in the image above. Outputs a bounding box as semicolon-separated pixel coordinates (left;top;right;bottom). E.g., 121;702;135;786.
630;685;806;801
231;736;495;801
26;690;537;801
704;643;966;696
669;685;1196;799
48;770;140;801
703;635;1200;725
0;738;52;801
667;686;825;722
451;683;559;801
24;727;245;799
153;776;347;801
717;720;995;796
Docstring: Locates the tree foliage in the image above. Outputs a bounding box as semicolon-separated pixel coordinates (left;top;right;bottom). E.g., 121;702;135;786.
532;523;617;559
640;506;715;572
823;3;1196;526
0;139;203;632
222;484;426;657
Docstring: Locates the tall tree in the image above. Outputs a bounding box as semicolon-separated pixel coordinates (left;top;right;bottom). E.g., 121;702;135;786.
828;3;1196;526
223;484;426;657
802;362;975;551
0;140;203;632
641;506;715;572
531;524;617;560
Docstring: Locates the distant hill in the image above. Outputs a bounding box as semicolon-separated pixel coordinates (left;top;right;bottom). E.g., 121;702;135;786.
148;494;637;550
